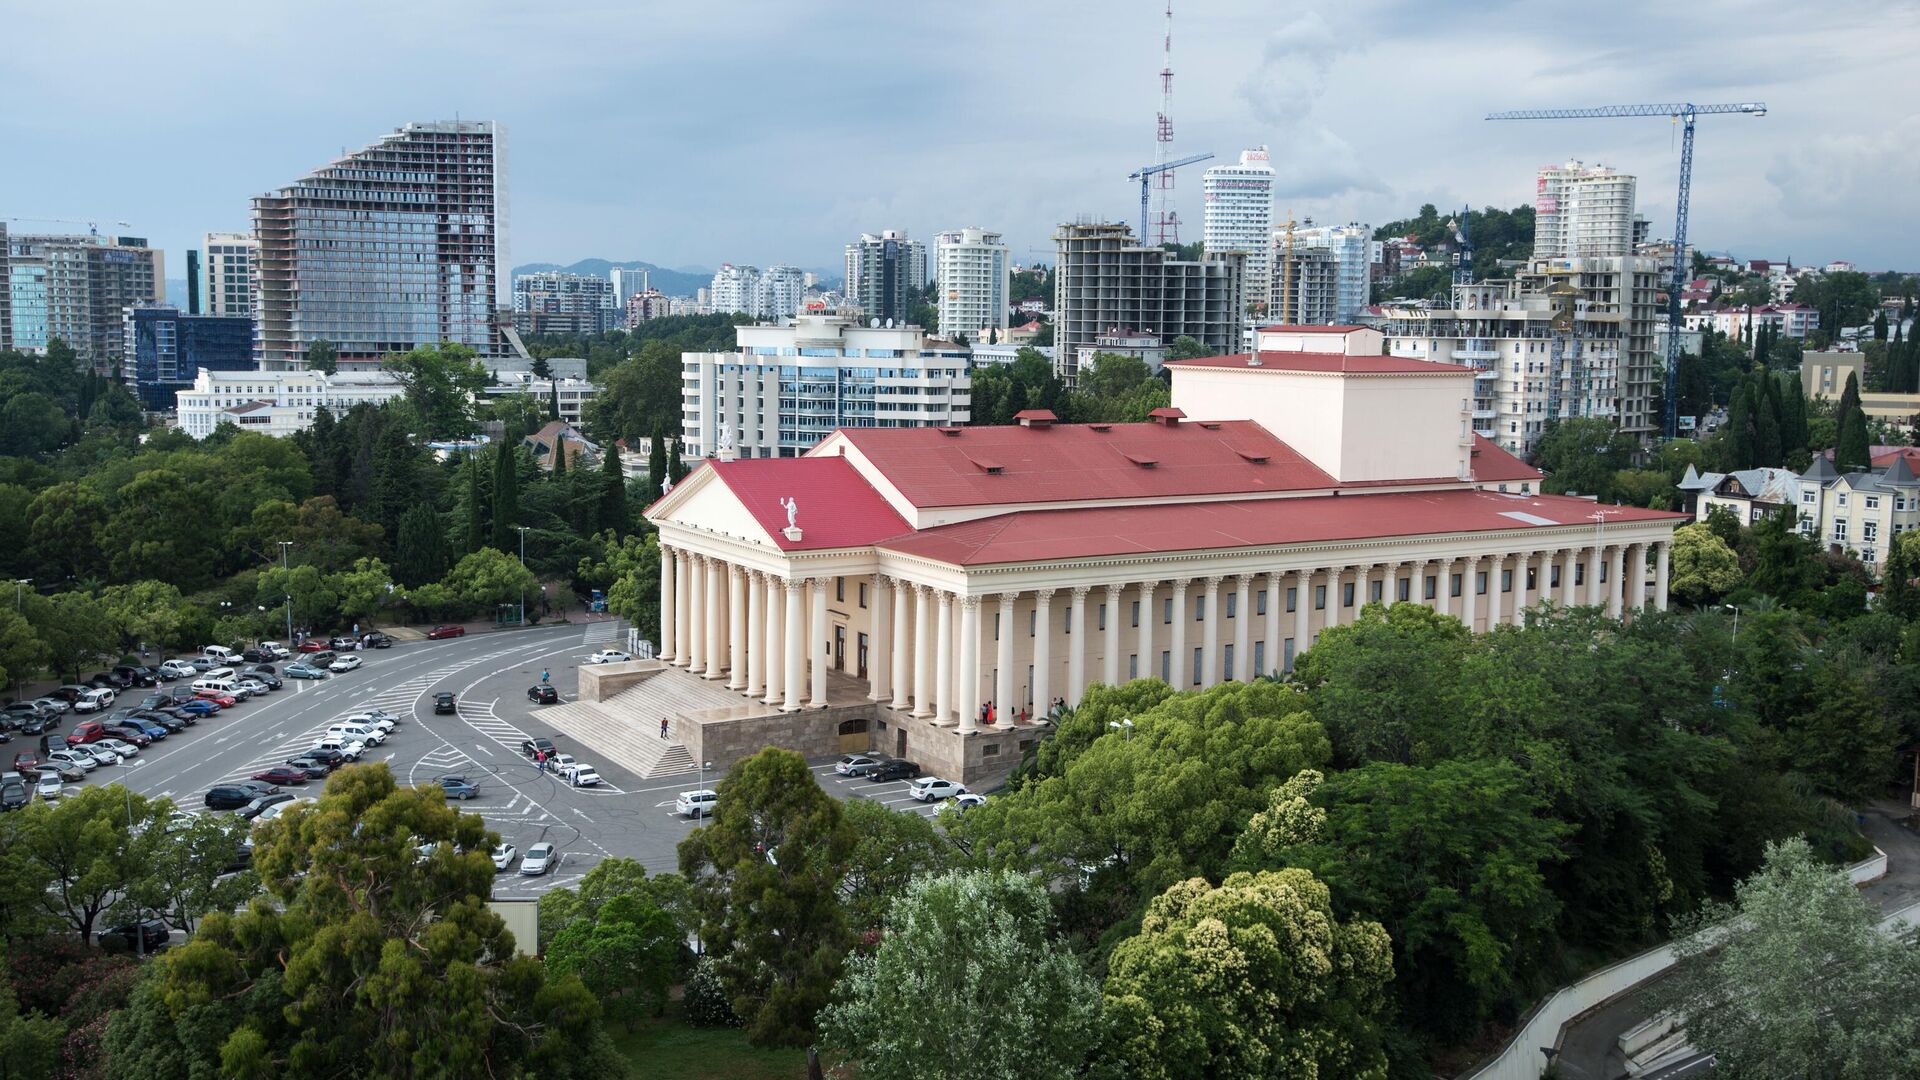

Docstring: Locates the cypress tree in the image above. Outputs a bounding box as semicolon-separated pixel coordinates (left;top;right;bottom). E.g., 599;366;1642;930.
1783;374;1810;456
1727;384;1755;470
1835;373;1871;471
551;434;567;477
648;430;667;495
465;449;485;553
666;439;686;484
491;435;520;551
1873;311;1889;341
600;441;628;535
549;382;561;420
394;504;449;587
1754;371;1783;466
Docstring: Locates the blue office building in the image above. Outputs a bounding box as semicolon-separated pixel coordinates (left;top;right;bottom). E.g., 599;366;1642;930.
125;305;254;410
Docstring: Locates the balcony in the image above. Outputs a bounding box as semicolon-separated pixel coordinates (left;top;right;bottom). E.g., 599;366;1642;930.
1452;339;1501;361
1472;408;1498;420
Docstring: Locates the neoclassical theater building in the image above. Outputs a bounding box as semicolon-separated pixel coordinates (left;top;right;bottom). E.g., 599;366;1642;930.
643;326;1685;783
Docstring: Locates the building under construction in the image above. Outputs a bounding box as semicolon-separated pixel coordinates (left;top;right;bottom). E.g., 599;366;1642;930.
1051;220;1243;385
252;120;504;371
3;229;163;372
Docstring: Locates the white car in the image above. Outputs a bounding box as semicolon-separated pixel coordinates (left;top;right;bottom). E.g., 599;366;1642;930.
254;797;315;823
328;655;363;673
257;642;293;659
313;738;367;761
158;660;200;680
341;712;398;735
835;754;880;776
568;766;602;788
676;789;718;818
324;724;384;747
96;738;139;759
491;844;517;872
47;749;98;772
519;843;556;876
908;777;967;802
72;691;108;714
35;774;63;801
951;792;987;812
584;649;633;665
549;753;577;774
76;745;121;767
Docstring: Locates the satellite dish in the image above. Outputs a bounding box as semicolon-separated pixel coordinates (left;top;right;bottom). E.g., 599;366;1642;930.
870;318;880;328
885;318;894;328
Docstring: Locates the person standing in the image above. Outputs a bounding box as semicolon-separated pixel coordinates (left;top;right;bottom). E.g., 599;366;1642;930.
659;717;669;739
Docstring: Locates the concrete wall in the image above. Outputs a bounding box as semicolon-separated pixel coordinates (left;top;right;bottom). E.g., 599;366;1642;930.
678;705;848;777
577;660;662;703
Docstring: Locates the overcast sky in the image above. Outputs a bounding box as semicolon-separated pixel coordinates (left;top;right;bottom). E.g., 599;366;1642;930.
3;0;1915;285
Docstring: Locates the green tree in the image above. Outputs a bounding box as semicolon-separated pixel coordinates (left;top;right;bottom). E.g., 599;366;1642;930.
1653;838;1920;1079
647;429;667;499
1534;417;1636;499
818;870;1103;1080
25;591;117;681
1100;867;1394;1080
839;796;954;933
138;810;259;935
442;547;537;611
1669;522;1743;606
537;857;694;954
393;503;450;588
1290;603;1475;766
13;784;170;945
0;391;68;456
678;748;855;1047
382;342;489;439
0;978;63;1080
546;894;679;1030
0;607;47;690
464;448;486;553
304;338;338;375
599;440;628;535
1835;372;1871;470
1165;335;1211;361
491;439;521;551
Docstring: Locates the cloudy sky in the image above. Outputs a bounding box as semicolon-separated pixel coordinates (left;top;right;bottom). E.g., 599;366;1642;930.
3;0;1914;286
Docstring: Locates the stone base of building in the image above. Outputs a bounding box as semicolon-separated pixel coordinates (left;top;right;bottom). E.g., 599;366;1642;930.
676;701;1046;788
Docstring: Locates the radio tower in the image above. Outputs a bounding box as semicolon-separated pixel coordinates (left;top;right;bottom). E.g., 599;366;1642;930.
1151;1;1179;246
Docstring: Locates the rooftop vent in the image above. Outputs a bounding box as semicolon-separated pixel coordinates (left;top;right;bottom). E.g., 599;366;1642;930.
1147;406;1186;427
1013;409;1058;428
937;427;963;437
1087;423;1113;432
964;454;1005;474
1234;449;1270;463
1198;422;1221;430
1122;452;1159;468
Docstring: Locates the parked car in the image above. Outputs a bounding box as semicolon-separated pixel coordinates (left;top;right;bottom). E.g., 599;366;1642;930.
865;759;922;782
329;635;360;651
9;716;44;737
0;777;29;811
96;738;140;759
527;684;559;704
46;749;98;772
131;711;186;733
301;747;346;770
36;762;85;784
584;649;633;665
101;725;152;748
113;718;168;740
835;754;881;776
253;797;315;824
433;692;456;714
102;918;171;954
75;744;121;767
284;662;328;680
257;642;293;659
491;844;517;871
364;632;392;649
676;789;718;818
435;775;479;800
235;676;272;696
282;759;329;781
91;671;133;690
152;706;197;726
156;660;197;681
35;773;64;801
311;738;366;761
12;751;40;774
195;690;238;708
567;766;602;788
2;702;45;723
345;708;398;727
172;699;218;718
519;843;556;876
73;689;113;713
328;655;363;673
48;686;88;705
520;737;555;760
296;639;330;653
908;777;967;802
69;720;108;744
31;697;69;716
951;792;988;813
240;647;270;664
183;656;216;673
252;767;309;787
234;793;295;820
244;669;282;690
113;665;158;687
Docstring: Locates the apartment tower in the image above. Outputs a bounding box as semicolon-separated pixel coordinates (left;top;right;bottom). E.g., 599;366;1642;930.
202;232;259;319
1202;147;1275;309
2;232;162;370
1052;220;1244;384
844;230;927;324
934;227;1010;339
1534;161;1637;259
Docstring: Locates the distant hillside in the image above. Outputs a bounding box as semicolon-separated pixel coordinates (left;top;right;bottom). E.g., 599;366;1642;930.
510;259;713;298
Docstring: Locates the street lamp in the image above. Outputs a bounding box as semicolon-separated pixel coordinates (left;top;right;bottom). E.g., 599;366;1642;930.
277;541;294;644
1724;603;1741;643
515;526;531;625
1108;717;1135;739
13;578;28;611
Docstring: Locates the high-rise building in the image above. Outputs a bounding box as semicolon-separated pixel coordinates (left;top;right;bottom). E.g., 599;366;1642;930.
1292;223;1373;325
610;267;651;305
122;304;256;410
844;230;927;324
512;271;618;336
710;264;758;316
1268;246;1340;327
202;232;258;319
185;249;201;315
755;265;805;320
252;120;503;371
935;227;1010;339
625;289;673;327
1052;221;1244;384
2;232;162;370
1533;160;1637;259
0;222;10;353
1202;148;1275;309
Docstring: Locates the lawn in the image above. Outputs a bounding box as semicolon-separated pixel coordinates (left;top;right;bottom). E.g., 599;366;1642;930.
612;1005;808;1079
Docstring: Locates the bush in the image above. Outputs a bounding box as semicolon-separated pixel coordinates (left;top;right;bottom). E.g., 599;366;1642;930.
681;955;739;1028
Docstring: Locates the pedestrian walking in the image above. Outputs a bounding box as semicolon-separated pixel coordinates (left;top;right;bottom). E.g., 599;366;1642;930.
541;668;550;684
659;717;669;739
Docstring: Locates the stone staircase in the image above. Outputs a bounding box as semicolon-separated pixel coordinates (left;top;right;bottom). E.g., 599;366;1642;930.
545;667;755;780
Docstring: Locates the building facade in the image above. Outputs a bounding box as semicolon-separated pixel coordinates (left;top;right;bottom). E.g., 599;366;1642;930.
1792;453;1920;571
1269;246;1340;326
479;374;600;426
252;120;503;371
1293;223;1373;325
625;289;673;327
1683;303;1821;339
844;230;927;324
610;267;651;305
513;271;619;336
1534;160;1637;259
1052;221;1244;385
176;368;406;438
202;232;258;319
1519;254;1665;439
0;222;9;352
709;264;757;317
3;232;163;370
645;327;1682;784
756;265;805;321
123;305;255;410
679;316;970;461
1202;147;1275;308
935;227;1010;339
1383;279;1624;456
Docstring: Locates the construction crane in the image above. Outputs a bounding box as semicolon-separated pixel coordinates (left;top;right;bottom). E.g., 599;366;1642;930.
4;215;131;237
1486;102;1767;439
1448;206;1474;287
1128;152;1213;242
1276;208;1297;324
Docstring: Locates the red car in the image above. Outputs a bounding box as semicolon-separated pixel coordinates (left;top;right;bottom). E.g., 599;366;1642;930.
13;752;39;774
69;720;108;744
195;690;238;708
426;625;466;640
251;767;309;786
296;639;331;653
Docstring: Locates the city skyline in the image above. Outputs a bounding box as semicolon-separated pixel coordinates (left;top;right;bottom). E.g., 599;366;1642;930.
1;0;1914;279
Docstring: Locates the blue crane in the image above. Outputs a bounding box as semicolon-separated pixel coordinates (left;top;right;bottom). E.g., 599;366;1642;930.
1128;152;1213;241
1487;102;1767;439
1449;205;1474;287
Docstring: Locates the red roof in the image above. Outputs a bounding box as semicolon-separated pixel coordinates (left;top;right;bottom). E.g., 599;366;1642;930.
704;457;909;551
879;490;1683;566
1470;436;1544;482
828;421;1335;509
1166;353;1472;375
1873;447;1920;469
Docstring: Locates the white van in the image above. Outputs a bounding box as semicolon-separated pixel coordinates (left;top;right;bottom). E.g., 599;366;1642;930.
78;687;117;713
203;666;237;681
201;645;240;664
324;722;384;746
192;677;239;696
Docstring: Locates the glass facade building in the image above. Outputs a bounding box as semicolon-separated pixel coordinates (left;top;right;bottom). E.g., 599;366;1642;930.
125;305;256;410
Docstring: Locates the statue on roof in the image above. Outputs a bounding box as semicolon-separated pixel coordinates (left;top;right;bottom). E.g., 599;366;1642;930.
779;496;798;529
718;423;736;454
661;475;674;497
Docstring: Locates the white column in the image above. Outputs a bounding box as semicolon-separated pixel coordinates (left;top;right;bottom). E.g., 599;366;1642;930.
997;592;1018;722
658;545;677;662
1168;580;1189;687
890;579;912;710
1066;586;1090;705
1383;562;1400;607
781;579;804;712
1497;554;1517;626
808;578;829;708
675;550;694;665
934;590;954;723
744;570;764;698
958;596;981;734
1034;589;1055;713
1263;572;1283;676
1102;583;1124;688
1607;545;1627;619
686;556;707;674
1587;546;1605;607
1324;566;1343;628
1232;575;1252;680
1200;576;1223;688
1535;551;1554;614
1654;541;1671;610
1291;568;1312;669
911;586;934;718
869;574;892;703
1628;542;1649;615
1434;559;1452;618
727;564;747;690
704;558;727;680
1510;553;1529;626
1135;582;1155;686
763;576;783;707
1562;547;1580;607
1461;555;1480;631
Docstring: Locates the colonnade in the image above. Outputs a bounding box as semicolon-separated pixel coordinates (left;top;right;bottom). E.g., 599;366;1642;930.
655;538;1672;728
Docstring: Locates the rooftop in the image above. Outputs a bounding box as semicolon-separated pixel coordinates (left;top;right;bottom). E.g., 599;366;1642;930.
1166;353;1473;375
704;456;910;551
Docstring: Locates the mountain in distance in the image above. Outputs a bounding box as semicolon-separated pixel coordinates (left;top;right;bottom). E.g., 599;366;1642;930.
509;258;713;299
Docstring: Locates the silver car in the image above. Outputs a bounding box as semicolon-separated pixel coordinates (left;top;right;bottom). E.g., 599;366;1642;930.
76;744;121;767
35;773;64;800
47;749;99;772
519;842;556;876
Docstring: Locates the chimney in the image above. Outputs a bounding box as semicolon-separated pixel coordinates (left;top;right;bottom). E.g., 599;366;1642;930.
1013;409;1058;428
1147;406;1186;427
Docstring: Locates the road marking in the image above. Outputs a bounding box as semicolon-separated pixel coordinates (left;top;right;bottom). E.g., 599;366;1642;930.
158;789;172;798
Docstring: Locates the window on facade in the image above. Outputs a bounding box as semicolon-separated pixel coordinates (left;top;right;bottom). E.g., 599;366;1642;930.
1501;569;1513;593
1476;571;1488;595
1225;592;1237;619
1256;589;1268;616
992;614;1000;641
858;583;868;608
1191;648;1204;686
835;577;845;602
1286;587;1298;612
1342;583;1355;608
1223;644;1235;680
1864;521;1878;543
1194;596;1205;621
1253;641;1265;677
1575;563;1587;586
1866;496;1880;510
1129;654;1138;679
1450;573;1463;598
1835;519;1849;541
1097;604;1107;631
1314;585;1326;610
1130;600;1140;627
1160;650;1171;682
1802;490;1816;504
1838;492;1849;507
1423;575;1437;600
1163;598;1173;624
1028;610;1036;637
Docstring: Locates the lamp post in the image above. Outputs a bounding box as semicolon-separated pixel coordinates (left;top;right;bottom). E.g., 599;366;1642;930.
1725;603;1740;643
1108;717;1135;739
13;578;27;611
515;526;531;625
277;542;294;644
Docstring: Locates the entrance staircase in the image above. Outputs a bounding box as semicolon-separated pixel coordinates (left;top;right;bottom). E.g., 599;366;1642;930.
543;667;753;780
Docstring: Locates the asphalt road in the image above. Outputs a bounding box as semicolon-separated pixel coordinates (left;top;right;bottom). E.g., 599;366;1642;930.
84;621;958;898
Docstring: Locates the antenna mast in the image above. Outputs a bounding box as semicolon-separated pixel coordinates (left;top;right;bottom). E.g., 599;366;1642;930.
1151;1;1179;246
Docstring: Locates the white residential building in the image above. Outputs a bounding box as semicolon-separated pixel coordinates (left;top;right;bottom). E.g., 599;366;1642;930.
755;265;806;321
176;368;405;438
1534;160;1637;259
710;264;758;317
201;232;258;319
681;315;970;460
935;227;1010;340
1791;453;1920;570
479;374;600;426
1292;223;1373;325
1202;147;1275;309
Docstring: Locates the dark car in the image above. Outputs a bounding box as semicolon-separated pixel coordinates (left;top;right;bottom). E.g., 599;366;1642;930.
162;685;198;703
90;671;132;690
102;725;152;747
866;759;922;782
173;699;218;717
435;775;479;800
235;780;281;799
14;715;47;737
241;647;271;664
527;684;558;705
102;918;171;954
203;785;255;811
130;710;186;733
137;693;171;710
426;624;466;640
247;663;277;677
113;665;157;687
433;692;457;715
283;758;330;781
252;767;309;787
46;686;84;704
152;706;198;726
37;761;85;783
520;737;555;760
0;777;28;811
365;632;392;649
235;792;296;820
302;747;346;770
245;670;282;690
